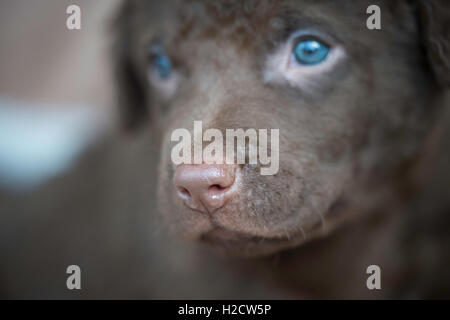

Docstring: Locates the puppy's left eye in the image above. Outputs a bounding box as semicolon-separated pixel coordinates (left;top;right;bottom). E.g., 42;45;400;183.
293;39;330;65
264;32;344;90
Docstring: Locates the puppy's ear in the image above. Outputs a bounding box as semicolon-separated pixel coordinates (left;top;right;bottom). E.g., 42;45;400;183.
113;1;148;130
417;0;450;87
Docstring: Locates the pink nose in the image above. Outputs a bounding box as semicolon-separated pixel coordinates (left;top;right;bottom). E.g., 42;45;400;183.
174;164;238;213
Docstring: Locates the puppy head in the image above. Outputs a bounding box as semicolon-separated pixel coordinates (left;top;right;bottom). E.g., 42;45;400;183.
114;0;449;256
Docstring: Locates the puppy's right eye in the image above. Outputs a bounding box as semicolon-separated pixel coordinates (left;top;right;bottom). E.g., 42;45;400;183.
149;45;172;80
147;44;180;100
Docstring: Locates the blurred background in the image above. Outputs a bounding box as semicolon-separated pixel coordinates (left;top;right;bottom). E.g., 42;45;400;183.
0;0;117;191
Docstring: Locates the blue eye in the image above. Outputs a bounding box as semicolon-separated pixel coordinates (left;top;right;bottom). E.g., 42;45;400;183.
293;39;330;65
153;52;172;79
149;45;172;79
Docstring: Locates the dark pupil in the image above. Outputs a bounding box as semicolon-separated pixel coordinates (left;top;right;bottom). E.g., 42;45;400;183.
304;47;318;55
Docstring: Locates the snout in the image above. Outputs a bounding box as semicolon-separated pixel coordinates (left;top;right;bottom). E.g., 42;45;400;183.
173;164;239;213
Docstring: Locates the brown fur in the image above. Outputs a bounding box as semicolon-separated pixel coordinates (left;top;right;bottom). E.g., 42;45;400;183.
0;0;449;299
112;0;450;297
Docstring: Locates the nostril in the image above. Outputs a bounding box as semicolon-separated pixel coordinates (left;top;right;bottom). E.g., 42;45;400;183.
209;184;227;192
177;186;191;199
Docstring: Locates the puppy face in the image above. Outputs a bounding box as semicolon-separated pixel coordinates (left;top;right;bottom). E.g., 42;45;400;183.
115;0;446;256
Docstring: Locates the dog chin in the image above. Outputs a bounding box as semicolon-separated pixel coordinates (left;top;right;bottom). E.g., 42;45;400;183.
198;227;304;257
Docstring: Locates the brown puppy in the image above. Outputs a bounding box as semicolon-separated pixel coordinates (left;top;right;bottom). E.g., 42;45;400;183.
0;0;449;299
112;0;450;297
115;0;449;255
